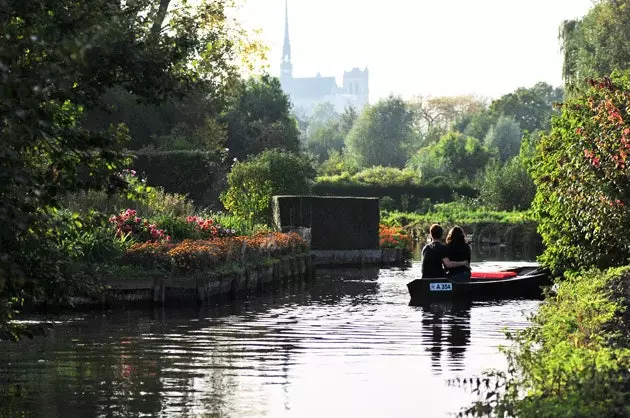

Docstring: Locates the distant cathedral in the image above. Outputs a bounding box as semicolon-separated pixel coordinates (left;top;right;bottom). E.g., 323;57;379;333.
279;0;369;115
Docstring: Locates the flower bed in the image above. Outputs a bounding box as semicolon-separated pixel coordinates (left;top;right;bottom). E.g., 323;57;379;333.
379;224;412;250
121;232;309;276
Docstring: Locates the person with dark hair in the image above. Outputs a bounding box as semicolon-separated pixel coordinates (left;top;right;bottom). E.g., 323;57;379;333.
442;225;472;281
421;224;469;278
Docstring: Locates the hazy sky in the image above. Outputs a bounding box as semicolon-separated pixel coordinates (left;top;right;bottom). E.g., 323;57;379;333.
237;0;595;101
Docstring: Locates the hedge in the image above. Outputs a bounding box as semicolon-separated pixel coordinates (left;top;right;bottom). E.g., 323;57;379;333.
132;150;227;208
311;181;478;211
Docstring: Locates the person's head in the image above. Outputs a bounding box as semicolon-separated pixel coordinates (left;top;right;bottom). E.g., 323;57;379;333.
446;226;466;245
429;224;443;240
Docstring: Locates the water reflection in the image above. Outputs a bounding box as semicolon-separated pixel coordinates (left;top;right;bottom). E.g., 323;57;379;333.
413;299;472;374
0;263;538;418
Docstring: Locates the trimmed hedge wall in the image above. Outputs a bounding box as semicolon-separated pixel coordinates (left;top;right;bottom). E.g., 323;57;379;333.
311;182;478;210
132;150;227;208
273;195;380;250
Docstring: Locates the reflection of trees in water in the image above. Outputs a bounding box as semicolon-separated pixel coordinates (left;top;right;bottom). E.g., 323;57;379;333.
416;299;472;374
0;267;383;417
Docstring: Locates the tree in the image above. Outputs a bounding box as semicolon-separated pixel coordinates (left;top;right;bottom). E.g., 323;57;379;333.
479;157;535;211
409;95;487;145
560;1;630;89
83;86;228;151
223;75;300;161
0;0;257;339
304;105;357;163
530;72;630;273
220;150;316;226
489;82;563;133
345;96;415;168
408;132;493;183
484;116;523;162
454;110;497;141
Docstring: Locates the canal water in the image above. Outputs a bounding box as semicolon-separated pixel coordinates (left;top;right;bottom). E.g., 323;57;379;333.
0;247;539;417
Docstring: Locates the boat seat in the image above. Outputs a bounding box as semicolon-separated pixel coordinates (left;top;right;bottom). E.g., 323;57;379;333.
470;271;518;280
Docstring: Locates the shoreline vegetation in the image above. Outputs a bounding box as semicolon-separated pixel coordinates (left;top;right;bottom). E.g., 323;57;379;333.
456;268;630;417
381;203;542;253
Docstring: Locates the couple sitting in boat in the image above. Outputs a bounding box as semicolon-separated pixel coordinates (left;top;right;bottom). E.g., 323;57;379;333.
421;224;471;281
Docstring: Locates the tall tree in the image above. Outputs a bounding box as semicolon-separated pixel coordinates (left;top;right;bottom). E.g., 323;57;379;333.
304;105;357;162
408;132;493;182
489;82;562;133
560;0;630;89
409;95;487;145
484;116;523;163
223;75;300;161
345;96;415;168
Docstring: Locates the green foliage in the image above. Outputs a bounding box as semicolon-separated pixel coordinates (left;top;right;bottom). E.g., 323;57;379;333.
409;95;487;146
408;131;494;182
84;87;227;151
561;1;630;90
345;95;416;168
62;185;195;220
484;116;523;162
382;203;534;228
303;105;357;163
460;267;630;418
531;73;630;273
479;156;536;211
317;149;360;176
223;74;300;161
133;149;227;209
350;166;419;186
313;175;477;212
489;82;563;133
454;109;497;141
221;150;316;227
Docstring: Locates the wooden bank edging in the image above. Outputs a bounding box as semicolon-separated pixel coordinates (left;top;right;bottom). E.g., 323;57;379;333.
78;253;315;307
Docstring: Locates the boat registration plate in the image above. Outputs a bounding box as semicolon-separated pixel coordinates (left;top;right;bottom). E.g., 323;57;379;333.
430;282;453;292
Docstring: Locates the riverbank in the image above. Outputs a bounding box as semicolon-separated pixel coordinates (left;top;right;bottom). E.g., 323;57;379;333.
382;208;541;252
461;267;630;417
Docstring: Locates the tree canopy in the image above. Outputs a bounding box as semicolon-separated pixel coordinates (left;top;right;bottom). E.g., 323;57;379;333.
345;96;415;168
222;74;300;161
561;0;630;89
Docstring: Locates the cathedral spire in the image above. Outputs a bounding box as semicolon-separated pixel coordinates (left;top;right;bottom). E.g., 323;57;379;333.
281;0;293;78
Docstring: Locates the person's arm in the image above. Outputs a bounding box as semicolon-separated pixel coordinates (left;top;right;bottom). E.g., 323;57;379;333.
442;257;469;269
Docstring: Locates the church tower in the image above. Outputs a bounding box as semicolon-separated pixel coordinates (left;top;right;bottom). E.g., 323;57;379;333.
343;67;370;110
280;0;293;84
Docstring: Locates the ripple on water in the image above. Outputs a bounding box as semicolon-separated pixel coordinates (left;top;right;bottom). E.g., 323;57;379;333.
0;260;540;418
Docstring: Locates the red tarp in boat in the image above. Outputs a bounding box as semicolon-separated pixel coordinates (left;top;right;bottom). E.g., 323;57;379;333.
470;271;518;280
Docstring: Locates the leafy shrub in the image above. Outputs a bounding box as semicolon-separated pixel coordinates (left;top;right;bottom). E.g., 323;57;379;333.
221;150;316;227
351;166;419;186
380;196;397;212
317;150;359;176
531;72;630;273
61;173;195;219
479;156;536;211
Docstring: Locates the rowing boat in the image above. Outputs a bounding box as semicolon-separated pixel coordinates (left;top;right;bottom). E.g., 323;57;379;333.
406;265;551;300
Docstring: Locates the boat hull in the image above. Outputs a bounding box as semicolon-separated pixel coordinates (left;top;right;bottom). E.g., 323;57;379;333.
407;267;551;301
